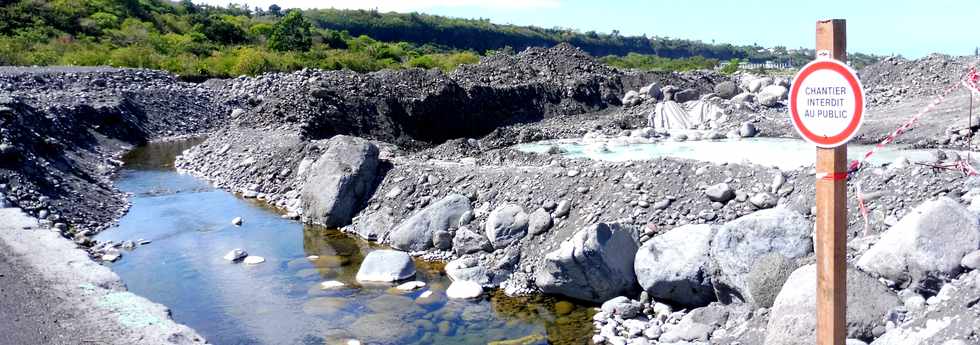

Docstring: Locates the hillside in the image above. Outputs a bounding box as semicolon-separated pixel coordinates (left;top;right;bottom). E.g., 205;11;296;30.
0;1;879;78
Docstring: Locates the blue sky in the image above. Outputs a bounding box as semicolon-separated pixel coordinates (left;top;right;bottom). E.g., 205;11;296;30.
196;0;980;58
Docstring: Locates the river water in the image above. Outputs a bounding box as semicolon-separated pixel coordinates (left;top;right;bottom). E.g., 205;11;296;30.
96;140;594;345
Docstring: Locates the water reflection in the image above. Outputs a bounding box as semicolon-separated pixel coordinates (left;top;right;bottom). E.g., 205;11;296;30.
98;139;594;345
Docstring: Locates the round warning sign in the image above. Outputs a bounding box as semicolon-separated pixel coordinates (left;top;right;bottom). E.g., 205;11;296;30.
789;59;865;148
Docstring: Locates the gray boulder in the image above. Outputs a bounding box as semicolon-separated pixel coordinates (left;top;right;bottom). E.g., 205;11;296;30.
485;204;529;249
535;223;640;302
351;206;395;241
661;85;680;101
660;305;729;342
635;224;716;306
432;230;453;250
640;82;663;100
300;135;380;227
600;296;642;318
674;88;701;103
765;264;900;344
758;85;788;107
356;250;416;282
705;183;735;203
622;90;641;106
732;92;756;104
746;253;797;308
453;226;491;255
446;257;491;286
739;122;758;137
750;192;778;209
748;77;773;93
528;208;553;236
388;194;471;252
714;81;738;99
857;197;980;288
710;208;813;306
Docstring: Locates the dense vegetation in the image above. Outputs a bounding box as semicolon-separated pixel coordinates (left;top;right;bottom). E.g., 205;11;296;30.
0;1;880;78
306;8;881;68
0;0;481;77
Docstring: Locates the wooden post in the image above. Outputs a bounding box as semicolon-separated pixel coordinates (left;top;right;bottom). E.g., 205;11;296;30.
815;19;847;345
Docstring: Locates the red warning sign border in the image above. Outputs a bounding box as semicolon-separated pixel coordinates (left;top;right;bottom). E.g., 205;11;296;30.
789;60;865;148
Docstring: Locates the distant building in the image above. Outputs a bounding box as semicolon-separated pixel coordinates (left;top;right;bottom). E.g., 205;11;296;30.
717;60;794;71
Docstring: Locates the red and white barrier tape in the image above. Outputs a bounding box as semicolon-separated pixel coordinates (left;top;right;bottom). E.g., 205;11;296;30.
847;65;979;235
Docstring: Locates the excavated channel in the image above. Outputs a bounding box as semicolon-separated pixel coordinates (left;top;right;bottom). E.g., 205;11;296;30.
95;139;594;345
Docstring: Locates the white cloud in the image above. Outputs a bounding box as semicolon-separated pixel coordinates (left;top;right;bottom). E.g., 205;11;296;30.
195;0;560;11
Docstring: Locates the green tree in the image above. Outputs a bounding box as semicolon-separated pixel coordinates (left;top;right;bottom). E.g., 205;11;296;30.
720;58;740;75
268;4;281;17
268;10;312;52
200;15;246;44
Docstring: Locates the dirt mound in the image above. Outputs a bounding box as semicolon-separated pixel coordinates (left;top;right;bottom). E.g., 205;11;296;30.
209;44;661;149
0;67;227;235
860;54;976;106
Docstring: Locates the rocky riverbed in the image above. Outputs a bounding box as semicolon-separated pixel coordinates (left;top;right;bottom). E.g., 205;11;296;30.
3;45;980;344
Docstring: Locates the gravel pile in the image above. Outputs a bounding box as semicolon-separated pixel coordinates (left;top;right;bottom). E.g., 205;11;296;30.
0;67;227;237
860;54;977;106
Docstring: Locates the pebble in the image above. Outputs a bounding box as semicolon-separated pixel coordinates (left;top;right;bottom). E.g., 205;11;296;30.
243;256;265;265
446;280;483;299
320;281;346;289
395;281;426;291
223;249;248;261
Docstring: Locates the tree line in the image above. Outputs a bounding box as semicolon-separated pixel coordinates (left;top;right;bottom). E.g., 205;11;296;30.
0;1;881;78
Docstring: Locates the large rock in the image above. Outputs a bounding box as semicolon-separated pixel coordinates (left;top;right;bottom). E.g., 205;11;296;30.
660;305;729;342
600;296;642;318
388;194;471;252
748;77;773;93
714;81;738;99
705;183;735;203
674;88;700;103
300;135;379;227
640;82;663;100
528;208;553;236
635;224;716;306
710;208;813;306
351;206;395;241
355;250;416;283
535;223;640;302
732;92;756;104
758;85;788;107
485;204;529;249
446;280;483;299
446;257;491;286
765;265;900;344
739;122;758;137
453;226;491;255
857;197;980;289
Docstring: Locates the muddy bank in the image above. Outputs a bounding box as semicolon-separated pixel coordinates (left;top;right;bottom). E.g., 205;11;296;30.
0;208;205;344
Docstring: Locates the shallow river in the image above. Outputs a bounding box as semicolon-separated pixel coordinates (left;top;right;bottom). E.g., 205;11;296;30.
96;140;594;345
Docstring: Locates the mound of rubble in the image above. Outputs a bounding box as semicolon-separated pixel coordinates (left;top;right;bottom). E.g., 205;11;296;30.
861;54;976;106
0;67;227;236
